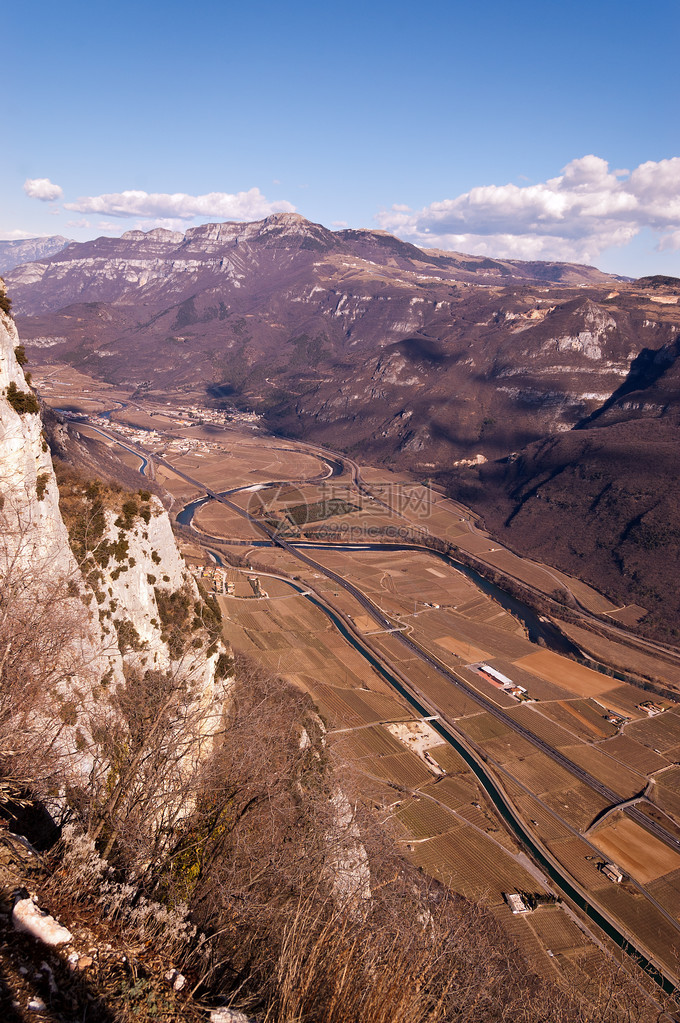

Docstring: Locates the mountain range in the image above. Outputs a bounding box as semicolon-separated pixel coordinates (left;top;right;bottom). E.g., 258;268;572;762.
4;214;680;638
0;235;71;274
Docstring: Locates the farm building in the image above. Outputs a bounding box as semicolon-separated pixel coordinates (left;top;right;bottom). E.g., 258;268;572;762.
504;892;531;914
601;862;624;883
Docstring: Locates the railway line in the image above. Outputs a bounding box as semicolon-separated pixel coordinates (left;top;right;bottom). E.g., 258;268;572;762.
90;422;680;858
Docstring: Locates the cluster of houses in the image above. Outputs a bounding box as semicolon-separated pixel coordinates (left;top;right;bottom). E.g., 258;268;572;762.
189;564;233;594
637;700;666;717
167;403;261;428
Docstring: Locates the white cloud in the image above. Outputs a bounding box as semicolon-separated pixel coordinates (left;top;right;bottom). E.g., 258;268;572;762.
130;217;191;233
376;156;680;263
658;229;680;252
64;187;295;221
0;229;48;240
23;177;64;202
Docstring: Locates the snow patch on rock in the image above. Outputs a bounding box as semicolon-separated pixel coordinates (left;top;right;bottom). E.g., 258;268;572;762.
13;899;72;947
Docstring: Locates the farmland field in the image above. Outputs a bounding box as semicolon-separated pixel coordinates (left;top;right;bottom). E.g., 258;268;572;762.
477;548;565;592
395;798;459;839
529;908;591;953
505;753;581;799
647;866;680;919
559;744;645;798
590;813;680;883
514;651;621;699
626;710;680;751
434;635;488;662
595;884;680;975
541;784;611;831
597;735;669;774
506;704;581;750
331;725;406;759
409;826;541;903
358;752;434;788
558;621;680;688
605;604;649;627
419;775;479;811
538;699;618;741
427;744;469;774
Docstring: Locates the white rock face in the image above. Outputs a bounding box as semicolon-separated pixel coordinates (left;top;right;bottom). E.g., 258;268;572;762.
0;307;114;709
326;788;372;911
453;452;488;468
95;503;225;697
0;303;228;794
0;312;71;573
550;301;617;362
210;1010;254;1023
373;352;421;387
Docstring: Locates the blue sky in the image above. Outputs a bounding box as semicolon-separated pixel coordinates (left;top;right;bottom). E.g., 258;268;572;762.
4;0;679;276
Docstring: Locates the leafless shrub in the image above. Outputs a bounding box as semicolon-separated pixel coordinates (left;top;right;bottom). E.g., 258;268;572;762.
48;825;199;961
162;659;668;1023
79;659;228;867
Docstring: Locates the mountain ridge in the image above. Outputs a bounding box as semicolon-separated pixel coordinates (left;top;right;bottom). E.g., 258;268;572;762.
5;214;654;469
5;215;680;638
0;235;72;274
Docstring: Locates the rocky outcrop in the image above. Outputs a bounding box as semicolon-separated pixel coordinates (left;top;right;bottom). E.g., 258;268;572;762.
0;304;112;707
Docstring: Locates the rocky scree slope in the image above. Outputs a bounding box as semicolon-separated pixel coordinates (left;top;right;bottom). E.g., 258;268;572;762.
0;299;229;815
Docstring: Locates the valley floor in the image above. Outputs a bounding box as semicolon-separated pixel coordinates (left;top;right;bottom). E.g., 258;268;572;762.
33;363;680;1009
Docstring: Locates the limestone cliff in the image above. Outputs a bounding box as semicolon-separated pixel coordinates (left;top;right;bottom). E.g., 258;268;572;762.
0;297;229;798
0;304;110;700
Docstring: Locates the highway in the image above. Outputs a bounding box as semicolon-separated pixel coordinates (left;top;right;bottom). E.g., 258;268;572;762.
176;473;680;857
190;486;679;989
93;422;680;858
316;442;680;672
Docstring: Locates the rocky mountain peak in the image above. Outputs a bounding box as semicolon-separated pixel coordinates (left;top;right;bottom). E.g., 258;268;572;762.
253;212;336;249
121;228;185;244
261;211;314;230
